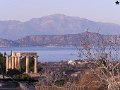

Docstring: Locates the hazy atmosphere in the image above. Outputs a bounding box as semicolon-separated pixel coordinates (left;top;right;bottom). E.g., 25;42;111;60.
0;0;120;40
0;1;120;90
0;0;120;24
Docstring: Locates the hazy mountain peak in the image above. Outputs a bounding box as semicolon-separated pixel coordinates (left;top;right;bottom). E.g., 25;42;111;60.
0;14;120;40
47;14;67;17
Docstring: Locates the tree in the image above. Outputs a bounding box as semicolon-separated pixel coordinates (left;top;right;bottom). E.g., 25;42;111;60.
77;31;120;90
54;79;65;86
7;69;20;77
0;52;6;75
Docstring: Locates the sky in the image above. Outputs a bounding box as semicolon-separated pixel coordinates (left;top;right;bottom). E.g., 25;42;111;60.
0;0;120;25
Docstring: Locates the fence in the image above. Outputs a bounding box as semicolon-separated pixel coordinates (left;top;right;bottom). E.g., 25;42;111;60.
35;85;97;90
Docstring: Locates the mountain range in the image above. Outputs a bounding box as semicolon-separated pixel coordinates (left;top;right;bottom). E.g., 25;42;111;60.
0;14;120;40
0;14;120;47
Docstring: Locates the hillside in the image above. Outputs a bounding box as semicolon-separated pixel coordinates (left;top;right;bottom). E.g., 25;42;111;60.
0;38;19;47
16;32;120;47
0;32;120;47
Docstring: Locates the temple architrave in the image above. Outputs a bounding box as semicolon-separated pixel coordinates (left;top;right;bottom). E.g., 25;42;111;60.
5;52;38;74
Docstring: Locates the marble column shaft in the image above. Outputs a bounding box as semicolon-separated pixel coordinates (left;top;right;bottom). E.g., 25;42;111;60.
34;57;38;73
15;56;17;68
9;58;12;69
26;56;29;73
17;57;20;69
12;56;15;69
6;55;9;72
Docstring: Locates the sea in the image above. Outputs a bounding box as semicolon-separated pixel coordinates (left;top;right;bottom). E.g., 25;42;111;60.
0;47;79;62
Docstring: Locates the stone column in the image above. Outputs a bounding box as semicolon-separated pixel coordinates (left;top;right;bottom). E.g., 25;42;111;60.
34;56;38;73
9;58;12;69
17;56;20;69
15;56;17;69
6;55;9;72
12;56;15;69
26;56;29;74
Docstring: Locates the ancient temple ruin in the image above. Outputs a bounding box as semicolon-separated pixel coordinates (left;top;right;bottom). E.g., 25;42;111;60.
5;52;38;74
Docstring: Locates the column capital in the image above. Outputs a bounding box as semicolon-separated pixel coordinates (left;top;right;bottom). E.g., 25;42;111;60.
11;56;15;58
33;56;39;58
5;55;8;57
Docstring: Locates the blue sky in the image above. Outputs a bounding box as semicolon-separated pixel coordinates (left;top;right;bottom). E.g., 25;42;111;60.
0;0;120;24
